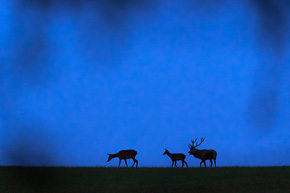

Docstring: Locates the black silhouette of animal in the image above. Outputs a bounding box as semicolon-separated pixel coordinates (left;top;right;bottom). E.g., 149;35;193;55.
188;137;217;167
107;149;138;168
163;149;188;168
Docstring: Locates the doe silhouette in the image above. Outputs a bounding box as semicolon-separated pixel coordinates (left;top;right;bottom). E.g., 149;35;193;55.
107;149;138;168
163;149;188;168
188;137;217;167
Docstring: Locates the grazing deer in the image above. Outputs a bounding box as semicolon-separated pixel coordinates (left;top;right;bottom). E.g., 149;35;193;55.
107;149;138;168
163;149;188;168
188;137;217;167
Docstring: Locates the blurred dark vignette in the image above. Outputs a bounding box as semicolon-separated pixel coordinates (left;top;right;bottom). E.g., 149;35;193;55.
2;123;60;191
0;0;289;188
5;0;289;129
247;0;289;132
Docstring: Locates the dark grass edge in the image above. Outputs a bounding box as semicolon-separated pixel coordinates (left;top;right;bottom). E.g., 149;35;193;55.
0;165;289;168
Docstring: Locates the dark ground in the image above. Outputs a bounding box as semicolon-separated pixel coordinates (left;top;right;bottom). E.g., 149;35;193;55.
0;166;289;193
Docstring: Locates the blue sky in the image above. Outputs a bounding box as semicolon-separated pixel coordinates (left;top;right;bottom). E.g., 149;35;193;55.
0;0;290;167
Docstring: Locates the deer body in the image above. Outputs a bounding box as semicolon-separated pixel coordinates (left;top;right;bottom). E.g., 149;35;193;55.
163;149;188;168
107;149;138;168
188;138;217;167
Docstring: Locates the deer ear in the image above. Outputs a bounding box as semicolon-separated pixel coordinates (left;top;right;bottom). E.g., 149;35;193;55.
107;153;109;155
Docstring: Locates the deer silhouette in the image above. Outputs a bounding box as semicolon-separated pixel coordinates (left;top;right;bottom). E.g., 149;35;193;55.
107;149;138;168
188;137;217;167
163;149;188;168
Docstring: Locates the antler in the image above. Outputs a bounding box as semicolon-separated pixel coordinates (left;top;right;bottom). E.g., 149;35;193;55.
188;138;197;149
188;137;205;149
195;137;205;147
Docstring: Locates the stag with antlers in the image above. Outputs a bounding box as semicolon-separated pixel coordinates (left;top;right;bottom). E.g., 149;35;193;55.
163;149;188;168
188;137;217;167
107;149;138;168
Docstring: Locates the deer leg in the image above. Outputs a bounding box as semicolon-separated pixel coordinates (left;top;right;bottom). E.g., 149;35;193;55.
210;159;213;167
184;160;188;168
132;157;138;168
118;159;122;168
200;161;203;167
124;159;128;168
204;160;206;168
214;159;216;167
175;161;178;168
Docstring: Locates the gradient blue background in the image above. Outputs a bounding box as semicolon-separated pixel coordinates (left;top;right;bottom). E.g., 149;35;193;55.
0;0;290;167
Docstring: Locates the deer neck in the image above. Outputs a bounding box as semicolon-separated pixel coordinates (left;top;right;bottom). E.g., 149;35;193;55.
111;153;119;158
191;149;200;157
166;152;173;159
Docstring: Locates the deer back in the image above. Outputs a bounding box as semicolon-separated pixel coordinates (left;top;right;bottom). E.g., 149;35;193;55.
192;149;216;160
171;153;186;160
117;149;137;159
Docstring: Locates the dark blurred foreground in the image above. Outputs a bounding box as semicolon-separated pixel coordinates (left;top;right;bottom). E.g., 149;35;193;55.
0;166;289;193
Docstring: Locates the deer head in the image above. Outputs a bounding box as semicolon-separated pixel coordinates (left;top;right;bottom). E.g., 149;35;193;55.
163;149;169;155
107;153;113;162
188;137;205;154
